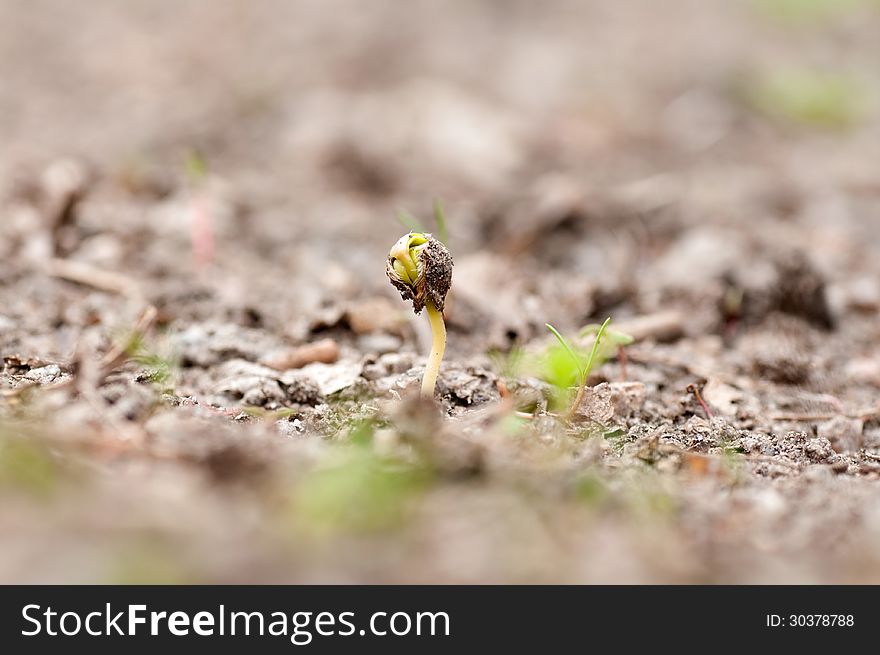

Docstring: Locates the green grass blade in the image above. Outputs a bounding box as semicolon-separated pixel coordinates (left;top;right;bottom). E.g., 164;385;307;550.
395;210;425;233
545;323;585;381
582;317;612;382
580;323;634;346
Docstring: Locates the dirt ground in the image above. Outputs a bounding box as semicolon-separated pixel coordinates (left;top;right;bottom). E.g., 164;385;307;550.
2;0;880;583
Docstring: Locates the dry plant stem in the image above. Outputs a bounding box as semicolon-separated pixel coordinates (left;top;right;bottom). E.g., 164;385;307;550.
618;347;628;381
48;258;141;296
421;300;446;399
566;381;588;422
687;383;714;419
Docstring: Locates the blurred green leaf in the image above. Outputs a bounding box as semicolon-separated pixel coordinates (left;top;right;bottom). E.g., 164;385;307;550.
395;209;425;233
347;417;377;447
545;324;585;382
0;437;59;498
746;68;869;129
542;341;585;391
293;449;430;535
580;324;634;346
751;0;874;24
184;150;209;183
581;317;612;384
499;413;529;438
574;474;608;505
433;198;449;245
109;543;194;585
395;201;451;244
121;332;177;392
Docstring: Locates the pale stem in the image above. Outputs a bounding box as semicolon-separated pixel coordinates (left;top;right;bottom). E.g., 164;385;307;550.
421;300;447;399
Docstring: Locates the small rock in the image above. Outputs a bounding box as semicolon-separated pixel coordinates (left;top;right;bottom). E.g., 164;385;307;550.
217;375;287;408
23;364;62;384
372;368;422;396
283;361;361;396
212;359;321;408
612;312;685;343
631;431;661;463
504;377;551;412
739;435;762;454
831;459;850;474
276;417;305;438
437;366;500;406
4;355;52;374
215;360;280;379
606;381;647;417
260;338;340;370
804;436;836;463
282;377;323;406
573;381;646;424
572;385;615;425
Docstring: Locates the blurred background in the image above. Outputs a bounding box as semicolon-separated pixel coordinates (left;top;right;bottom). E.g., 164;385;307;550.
1;0;879;583
3;0;879;325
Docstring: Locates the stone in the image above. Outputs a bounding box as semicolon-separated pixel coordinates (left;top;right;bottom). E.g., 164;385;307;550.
23;364;62;384
260;338;340;370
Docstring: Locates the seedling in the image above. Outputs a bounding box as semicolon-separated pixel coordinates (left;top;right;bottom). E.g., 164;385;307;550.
581;322;635;380
386;232;453;400
118;329;177;395
545;317;612;420
579;323;634;355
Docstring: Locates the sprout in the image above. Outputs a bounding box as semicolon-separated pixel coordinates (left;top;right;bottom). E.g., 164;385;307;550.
545;317;613;420
386;232;453;400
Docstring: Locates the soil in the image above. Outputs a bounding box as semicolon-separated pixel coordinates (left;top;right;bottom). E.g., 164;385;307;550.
1;0;880;583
